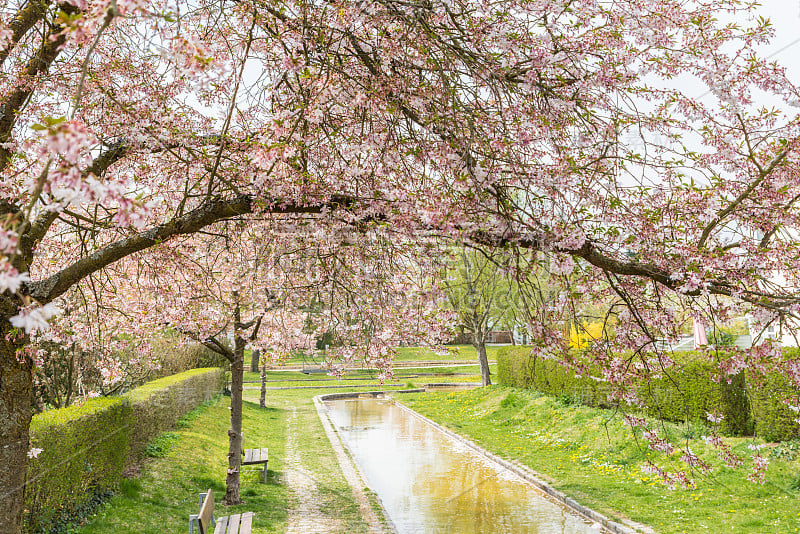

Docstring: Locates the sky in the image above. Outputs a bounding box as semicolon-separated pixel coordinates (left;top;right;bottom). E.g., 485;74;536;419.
753;0;800;81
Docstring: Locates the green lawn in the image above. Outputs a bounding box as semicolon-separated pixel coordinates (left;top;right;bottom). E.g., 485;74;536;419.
393;345;503;361
401;386;800;534
71;366;800;534
244;364;494;386
77;396;289;534
77;391;379;533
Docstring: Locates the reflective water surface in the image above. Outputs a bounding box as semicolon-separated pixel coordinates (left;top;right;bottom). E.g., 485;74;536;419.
324;397;602;534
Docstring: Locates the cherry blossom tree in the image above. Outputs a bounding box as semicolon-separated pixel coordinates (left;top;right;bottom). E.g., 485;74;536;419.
2;0;800;529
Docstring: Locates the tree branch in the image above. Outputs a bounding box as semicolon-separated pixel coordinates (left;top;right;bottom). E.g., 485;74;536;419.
0;4;78;170
26;195;255;303
0;0;53;69
697;149;788;249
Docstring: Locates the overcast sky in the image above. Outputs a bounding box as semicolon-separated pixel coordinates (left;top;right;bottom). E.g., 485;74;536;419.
754;0;800;80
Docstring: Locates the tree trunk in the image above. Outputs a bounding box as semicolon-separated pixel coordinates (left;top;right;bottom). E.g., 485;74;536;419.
64;348;75;407
224;333;245;505
250;349;259;373
476;340;492;386
0;320;32;534
260;359;267;409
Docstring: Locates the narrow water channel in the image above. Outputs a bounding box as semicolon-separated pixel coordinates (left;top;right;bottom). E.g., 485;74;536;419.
324;397;604;534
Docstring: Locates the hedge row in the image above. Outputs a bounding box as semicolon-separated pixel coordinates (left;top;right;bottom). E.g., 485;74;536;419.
748;372;800;442
25;367;223;533
497;347;753;436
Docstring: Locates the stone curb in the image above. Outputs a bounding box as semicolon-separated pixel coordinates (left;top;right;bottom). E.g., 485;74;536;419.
392;401;655;534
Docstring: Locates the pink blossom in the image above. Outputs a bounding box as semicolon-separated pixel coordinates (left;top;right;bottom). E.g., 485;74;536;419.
551;255;575;276
748;454;769;484
706;412;724;424
0;267;30;294
10;303;62;333
0;27;12;50
0;230;19;254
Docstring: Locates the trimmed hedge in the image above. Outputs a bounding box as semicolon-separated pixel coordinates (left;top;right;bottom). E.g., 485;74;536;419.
497;347;614;407
639;358;752;436
749;373;800;443
497;347;753;436
24;367;222;533
125;367;224;458
746;347;800;442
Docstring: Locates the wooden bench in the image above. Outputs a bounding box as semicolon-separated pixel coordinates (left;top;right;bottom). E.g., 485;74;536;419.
190;489;254;534
241;434;269;483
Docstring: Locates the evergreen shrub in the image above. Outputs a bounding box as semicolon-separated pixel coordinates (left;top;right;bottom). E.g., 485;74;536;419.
748;354;800;442
497;347;752;435
25;367;222;533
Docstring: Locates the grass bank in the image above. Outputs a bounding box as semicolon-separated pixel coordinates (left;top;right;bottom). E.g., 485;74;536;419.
77;395;289;534
401;386;800;534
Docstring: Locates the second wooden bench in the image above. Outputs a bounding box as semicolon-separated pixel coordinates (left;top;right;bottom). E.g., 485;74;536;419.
192;489;254;534
241;434;269;483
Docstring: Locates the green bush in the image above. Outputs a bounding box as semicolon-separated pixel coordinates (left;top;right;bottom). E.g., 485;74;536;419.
745;348;800;442
496;347;612;408
708;329;736;347
152;333;229;375
125;367;223;458
639;356;752;435
497;347;752;435
25;367;222;533
26;398;131;533
749;371;800;442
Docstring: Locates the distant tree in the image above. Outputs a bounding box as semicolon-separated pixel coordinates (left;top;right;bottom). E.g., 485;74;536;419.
443;248;516;386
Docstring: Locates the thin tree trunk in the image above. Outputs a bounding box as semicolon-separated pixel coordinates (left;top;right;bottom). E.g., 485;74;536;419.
224;332;245;505
250;348;259;373
64;348;75;407
260;359;267;409
476;340;491;386
0;320;32;534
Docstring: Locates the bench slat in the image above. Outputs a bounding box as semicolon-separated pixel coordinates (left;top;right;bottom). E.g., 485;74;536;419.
227;514;241;533
242;448;268;465
213;515;228;534
198;489;214;534
240;512;254;534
